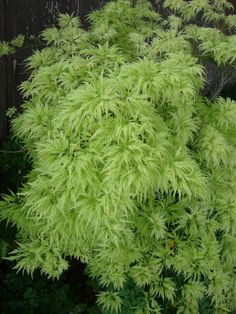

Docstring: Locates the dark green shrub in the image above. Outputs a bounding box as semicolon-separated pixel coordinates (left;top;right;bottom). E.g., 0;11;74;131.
0;261;100;314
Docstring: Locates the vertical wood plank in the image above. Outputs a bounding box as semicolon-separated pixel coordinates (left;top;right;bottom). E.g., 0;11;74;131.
0;0;7;144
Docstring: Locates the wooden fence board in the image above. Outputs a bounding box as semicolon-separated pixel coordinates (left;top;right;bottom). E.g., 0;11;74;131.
0;0;7;143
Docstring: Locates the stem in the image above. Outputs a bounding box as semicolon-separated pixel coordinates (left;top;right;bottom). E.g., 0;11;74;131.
208;68;226;102
0;149;24;154
208;66;236;102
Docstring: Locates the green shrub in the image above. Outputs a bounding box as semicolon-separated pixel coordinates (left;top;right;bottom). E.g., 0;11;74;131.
1;0;236;313
0;135;30;194
0;35;25;57
0;135;30;260
0;261;100;314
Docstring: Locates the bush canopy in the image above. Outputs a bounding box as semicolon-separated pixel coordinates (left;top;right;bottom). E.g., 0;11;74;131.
1;0;236;313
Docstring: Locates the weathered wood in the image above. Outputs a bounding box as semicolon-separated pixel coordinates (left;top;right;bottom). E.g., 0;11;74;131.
0;0;7;143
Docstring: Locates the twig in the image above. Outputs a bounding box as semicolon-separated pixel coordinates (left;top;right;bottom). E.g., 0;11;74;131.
0;149;24;154
208;66;236;102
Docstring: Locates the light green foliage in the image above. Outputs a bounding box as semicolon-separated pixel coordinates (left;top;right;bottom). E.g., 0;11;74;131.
97;291;123;313
0;42;14;57
0;35;25;57
1;0;236;313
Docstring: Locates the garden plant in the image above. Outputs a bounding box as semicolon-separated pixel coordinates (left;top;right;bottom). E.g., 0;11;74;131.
1;0;236;313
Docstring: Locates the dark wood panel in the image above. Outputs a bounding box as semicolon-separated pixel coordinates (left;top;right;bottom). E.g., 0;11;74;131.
0;0;7;143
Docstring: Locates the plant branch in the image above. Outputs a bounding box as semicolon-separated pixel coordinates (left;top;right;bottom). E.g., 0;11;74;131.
208;66;236;102
0;149;24;154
